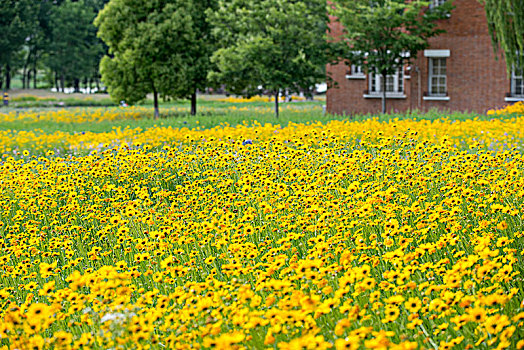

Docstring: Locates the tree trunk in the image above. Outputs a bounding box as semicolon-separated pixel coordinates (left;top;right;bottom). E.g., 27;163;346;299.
274;90;280;118
60;74;65;93
5;65;11;91
381;72;387;114
73;78;80;93
96;77;100;92
54;71;59;91
33;68;37;89
22;67;27;89
153;88;159;119
22;52;31;89
27;70;32;89
190;91;197;116
32;53;38;89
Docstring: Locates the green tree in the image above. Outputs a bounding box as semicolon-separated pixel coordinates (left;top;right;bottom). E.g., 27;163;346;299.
182;0;218;115
0;0;37;90
208;0;330;118
330;0;453;114
47;0;103;93
22;0;54;89
480;0;524;72
95;0;216;117
83;0;109;92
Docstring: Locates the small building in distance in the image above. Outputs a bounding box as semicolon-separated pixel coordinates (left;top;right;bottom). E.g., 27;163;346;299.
326;0;524;115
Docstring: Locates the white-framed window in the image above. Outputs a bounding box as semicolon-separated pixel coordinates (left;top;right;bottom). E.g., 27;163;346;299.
428;57;447;96
346;64;365;79
369;68;404;94
429;0;447;8
511;67;524;97
351;64;364;76
423;49;450;101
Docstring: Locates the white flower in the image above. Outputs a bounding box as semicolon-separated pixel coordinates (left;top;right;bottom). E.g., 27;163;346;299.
100;312;126;323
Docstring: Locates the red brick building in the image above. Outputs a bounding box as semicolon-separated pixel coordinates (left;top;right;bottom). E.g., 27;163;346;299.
326;0;524;115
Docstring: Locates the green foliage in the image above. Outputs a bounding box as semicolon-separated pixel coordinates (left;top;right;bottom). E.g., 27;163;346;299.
0;0;37;89
330;0;453;113
22;1;54;89
208;0;330;117
95;0;216;117
0;0;36;64
186;0;219;93
0;0;108;92
47;1;101;89
480;0;524;72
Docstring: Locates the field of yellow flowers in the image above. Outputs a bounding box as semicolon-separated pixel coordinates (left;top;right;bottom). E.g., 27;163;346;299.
1;103;524;350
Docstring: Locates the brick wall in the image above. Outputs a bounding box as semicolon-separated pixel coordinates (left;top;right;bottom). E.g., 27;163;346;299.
327;0;512;115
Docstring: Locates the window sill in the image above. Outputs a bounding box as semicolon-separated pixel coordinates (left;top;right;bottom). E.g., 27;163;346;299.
364;93;406;99
424;49;451;58
505;96;524;102
423;96;450;101
346;74;366;80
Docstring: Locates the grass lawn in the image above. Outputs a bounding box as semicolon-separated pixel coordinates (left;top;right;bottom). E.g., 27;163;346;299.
0;90;507;135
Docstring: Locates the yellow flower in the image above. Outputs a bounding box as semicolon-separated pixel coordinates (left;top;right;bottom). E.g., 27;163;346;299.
382;305;400;323
404;297;421;313
26;303;51;321
335;336;360;350
468;307;487;323
39;261;57;278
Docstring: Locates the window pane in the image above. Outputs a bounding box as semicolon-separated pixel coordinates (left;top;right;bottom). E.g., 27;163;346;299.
385;75;393;92
511;62;524;96
429;57;447;95
430;0;446;8
516;78;523;95
369;68;403;93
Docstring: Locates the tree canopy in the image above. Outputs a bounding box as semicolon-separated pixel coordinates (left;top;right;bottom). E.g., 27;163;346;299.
47;0;102;93
0;0;37;90
208;0;330;117
330;0;453;113
480;0;524;72
0;0;108;92
95;0;216;117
